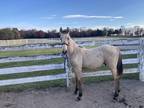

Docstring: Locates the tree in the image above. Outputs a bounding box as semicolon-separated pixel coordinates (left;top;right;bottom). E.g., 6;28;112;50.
12;28;21;39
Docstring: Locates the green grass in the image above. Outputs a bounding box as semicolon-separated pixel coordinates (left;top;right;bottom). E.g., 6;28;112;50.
83;63;138;72
123;54;137;59
0;46;137;59
0;79;65;92
84;73;139;84
0;69;64;80
0;58;64;68
0;48;62;57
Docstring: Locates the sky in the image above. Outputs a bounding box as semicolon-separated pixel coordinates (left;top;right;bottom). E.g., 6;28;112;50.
0;0;144;31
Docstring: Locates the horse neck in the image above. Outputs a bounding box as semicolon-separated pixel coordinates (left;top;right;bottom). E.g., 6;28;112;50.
67;38;79;55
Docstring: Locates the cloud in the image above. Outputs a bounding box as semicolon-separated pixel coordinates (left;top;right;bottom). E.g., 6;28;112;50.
63;14;124;19
40;15;57;20
40;17;54;20
126;23;144;28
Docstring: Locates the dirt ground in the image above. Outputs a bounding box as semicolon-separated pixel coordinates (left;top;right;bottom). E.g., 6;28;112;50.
0;80;144;108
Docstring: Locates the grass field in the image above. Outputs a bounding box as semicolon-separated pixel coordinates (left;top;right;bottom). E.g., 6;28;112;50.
0;46;139;92
0;58;63;68
0;48;62;57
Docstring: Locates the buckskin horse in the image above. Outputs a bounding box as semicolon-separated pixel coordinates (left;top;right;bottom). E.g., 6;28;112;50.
60;27;123;101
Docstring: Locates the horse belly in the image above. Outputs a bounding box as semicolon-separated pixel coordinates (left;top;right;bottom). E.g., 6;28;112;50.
82;54;104;70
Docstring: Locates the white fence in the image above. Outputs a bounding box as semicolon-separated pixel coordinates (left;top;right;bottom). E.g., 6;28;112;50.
0;38;143;87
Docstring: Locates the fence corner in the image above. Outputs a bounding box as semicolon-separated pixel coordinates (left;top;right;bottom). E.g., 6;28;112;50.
139;38;144;81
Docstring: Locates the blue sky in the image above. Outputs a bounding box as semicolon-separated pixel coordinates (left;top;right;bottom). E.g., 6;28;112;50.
0;0;144;30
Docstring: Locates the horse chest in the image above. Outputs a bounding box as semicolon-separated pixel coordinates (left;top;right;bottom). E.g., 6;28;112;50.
69;54;82;67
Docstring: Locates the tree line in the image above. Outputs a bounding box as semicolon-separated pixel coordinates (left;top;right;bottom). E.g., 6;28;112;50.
0;27;143;40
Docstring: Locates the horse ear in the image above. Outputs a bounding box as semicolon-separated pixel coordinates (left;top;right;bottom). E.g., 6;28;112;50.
60;27;63;33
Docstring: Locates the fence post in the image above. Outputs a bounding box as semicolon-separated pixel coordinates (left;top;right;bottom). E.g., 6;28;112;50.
139;38;144;81
64;55;72;87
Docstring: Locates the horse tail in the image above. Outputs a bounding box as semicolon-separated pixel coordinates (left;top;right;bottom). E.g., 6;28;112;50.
117;52;123;76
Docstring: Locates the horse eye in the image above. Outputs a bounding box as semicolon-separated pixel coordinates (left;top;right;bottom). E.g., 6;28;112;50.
67;37;69;40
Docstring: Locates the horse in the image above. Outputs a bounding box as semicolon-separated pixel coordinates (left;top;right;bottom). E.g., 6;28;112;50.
59;27;123;101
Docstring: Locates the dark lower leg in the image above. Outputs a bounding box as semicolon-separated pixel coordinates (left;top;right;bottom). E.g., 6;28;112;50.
74;78;78;95
74;88;78;95
113;79;120;100
113;91;119;100
77;80;83;101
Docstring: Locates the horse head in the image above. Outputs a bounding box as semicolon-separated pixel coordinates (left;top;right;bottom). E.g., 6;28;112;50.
59;27;70;55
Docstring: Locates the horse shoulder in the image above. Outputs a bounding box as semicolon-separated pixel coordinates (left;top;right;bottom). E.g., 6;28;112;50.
70;47;83;67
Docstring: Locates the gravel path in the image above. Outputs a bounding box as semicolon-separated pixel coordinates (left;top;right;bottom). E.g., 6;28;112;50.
0;80;144;108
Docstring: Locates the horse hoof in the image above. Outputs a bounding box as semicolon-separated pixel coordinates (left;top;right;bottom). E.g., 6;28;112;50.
118;89;120;93
113;96;118;101
113;92;119;100
113;95;118;101
76;97;81;101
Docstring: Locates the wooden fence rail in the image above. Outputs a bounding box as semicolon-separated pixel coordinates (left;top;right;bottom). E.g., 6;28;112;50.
0;38;143;87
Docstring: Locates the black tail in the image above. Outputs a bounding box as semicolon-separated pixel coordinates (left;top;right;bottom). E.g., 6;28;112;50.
117;53;123;76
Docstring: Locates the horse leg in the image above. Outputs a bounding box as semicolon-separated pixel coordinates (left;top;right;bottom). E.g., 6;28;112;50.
74;68;83;101
113;78;120;100
74;77;78;95
77;78;83;101
111;68;121;100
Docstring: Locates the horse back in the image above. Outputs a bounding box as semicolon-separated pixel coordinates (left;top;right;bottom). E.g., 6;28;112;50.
81;45;120;70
